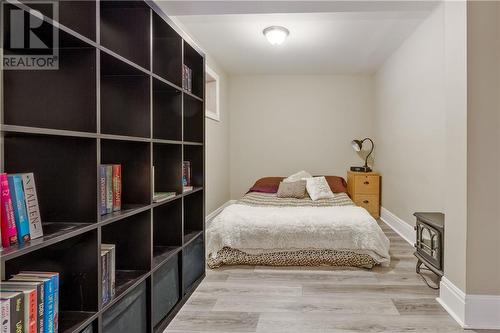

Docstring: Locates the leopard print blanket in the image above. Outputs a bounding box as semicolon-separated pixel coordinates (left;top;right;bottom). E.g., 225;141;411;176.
208;247;377;269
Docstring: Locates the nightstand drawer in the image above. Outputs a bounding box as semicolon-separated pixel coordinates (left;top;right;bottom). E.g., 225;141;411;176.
353;194;379;216
354;175;380;194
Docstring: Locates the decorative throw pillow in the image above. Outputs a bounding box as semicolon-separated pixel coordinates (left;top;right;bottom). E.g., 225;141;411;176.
306;177;335;201
248;177;285;193
283;170;312;183
277;180;307;199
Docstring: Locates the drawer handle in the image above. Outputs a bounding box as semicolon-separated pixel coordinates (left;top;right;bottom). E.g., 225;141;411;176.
364;181;370;185
363;200;369;204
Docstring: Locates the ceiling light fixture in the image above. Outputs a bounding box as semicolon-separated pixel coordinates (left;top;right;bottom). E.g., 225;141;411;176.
263;26;289;45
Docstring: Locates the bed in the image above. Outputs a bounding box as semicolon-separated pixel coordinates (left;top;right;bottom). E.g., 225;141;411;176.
206;176;390;269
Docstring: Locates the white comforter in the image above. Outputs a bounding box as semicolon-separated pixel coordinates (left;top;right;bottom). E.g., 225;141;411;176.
207;204;391;265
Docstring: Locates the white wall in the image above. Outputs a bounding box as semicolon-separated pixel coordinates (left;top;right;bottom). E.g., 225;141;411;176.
229;75;374;198
205;56;231;214
374;5;446;225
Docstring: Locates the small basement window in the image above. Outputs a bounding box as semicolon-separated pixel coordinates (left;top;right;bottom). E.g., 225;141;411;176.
205;65;220;121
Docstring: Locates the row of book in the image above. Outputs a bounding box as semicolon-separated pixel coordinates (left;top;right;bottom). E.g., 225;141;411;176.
101;244;116;304
101;244;116;305
182;65;193;93
1;173;43;249
182;161;193;192
99;165;121;216
1;271;59;333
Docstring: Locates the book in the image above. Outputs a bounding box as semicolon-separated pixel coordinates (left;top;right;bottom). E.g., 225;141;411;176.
101;244;115;297
1;283;37;333
0;291;24;333
153;192;176;203
1;298;9;333
112;165;121;212
14;272;58;333
101;250;109;304
20;173;42;240
183;186;193;193
99;166;107;216
182;161;191;187
8;175;30;245
1;281;43;333
1;173;18;247
105;165;113;214
187;67;192;92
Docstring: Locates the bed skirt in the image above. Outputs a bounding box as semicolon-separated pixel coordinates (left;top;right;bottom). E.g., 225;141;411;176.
207;247;377;269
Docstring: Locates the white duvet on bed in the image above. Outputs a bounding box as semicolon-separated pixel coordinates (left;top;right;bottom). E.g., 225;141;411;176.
207;204;391;265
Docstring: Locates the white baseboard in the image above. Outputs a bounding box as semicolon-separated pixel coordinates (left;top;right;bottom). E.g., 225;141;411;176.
437;276;500;329
380;207;415;245
437;277;466;327
205;200;237;227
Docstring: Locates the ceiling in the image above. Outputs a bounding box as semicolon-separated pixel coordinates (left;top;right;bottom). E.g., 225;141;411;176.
155;1;438;75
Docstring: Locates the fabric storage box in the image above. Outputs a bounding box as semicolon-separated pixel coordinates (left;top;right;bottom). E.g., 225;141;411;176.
103;281;148;333
182;234;205;294
153;254;180;326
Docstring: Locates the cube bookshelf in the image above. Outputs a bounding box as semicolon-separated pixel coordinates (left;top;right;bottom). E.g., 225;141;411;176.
0;1;205;332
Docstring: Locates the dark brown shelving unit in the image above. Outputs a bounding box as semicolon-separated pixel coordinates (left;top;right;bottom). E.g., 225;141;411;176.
1;1;205;332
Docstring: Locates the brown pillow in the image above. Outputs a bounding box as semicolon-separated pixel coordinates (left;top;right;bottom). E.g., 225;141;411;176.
323;176;348;193
277;180;307;199
248;177;285;193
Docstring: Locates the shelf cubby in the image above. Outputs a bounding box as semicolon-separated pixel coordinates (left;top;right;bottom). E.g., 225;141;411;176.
183;94;204;143
4;134;98;223
183;190;204;244
153;143;182;195
101;211;151;284
100;53;151;138
3;28;96;133
183;42;204;98
183;145;204;188
182;234;204;294
102;280;150;333
153;200;182;268
16;0;97;41
153;255;179;327
101;139;151;207
153;78;183;141
153;13;182;86
3;230;99;331
100;0;151;69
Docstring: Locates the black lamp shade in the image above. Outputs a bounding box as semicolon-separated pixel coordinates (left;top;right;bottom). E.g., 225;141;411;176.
351;140;363;152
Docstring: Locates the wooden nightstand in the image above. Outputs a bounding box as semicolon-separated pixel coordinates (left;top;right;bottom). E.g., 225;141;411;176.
347;171;381;218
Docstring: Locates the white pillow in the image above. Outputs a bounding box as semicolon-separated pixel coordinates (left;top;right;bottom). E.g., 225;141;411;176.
284;170;312;183
306;177;335;201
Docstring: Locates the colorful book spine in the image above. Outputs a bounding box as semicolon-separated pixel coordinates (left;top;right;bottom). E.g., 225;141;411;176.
20;273;57;333
0;298;9;333
1;173;18;247
8;175;30;245
112;165;121;212
99;166;107;216
20;173;43;240
105;166;113;214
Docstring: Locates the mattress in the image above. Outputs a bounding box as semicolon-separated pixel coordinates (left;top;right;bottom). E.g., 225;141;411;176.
206;192;390;268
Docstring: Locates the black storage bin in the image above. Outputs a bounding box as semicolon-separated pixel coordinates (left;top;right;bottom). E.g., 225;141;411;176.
153;255;180;326
103;281;148;333
182;235;204;294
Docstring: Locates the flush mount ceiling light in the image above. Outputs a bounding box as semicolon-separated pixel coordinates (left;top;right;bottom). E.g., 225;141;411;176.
263;26;289;45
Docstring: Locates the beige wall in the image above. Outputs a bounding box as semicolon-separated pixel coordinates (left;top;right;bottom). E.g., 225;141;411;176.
443;0;468;292
229;75;374;198
465;0;500;295
374;5;446;225
205;56;231;214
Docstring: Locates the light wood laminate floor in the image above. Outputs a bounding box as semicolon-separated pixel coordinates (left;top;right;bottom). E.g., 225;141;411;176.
165;221;499;333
